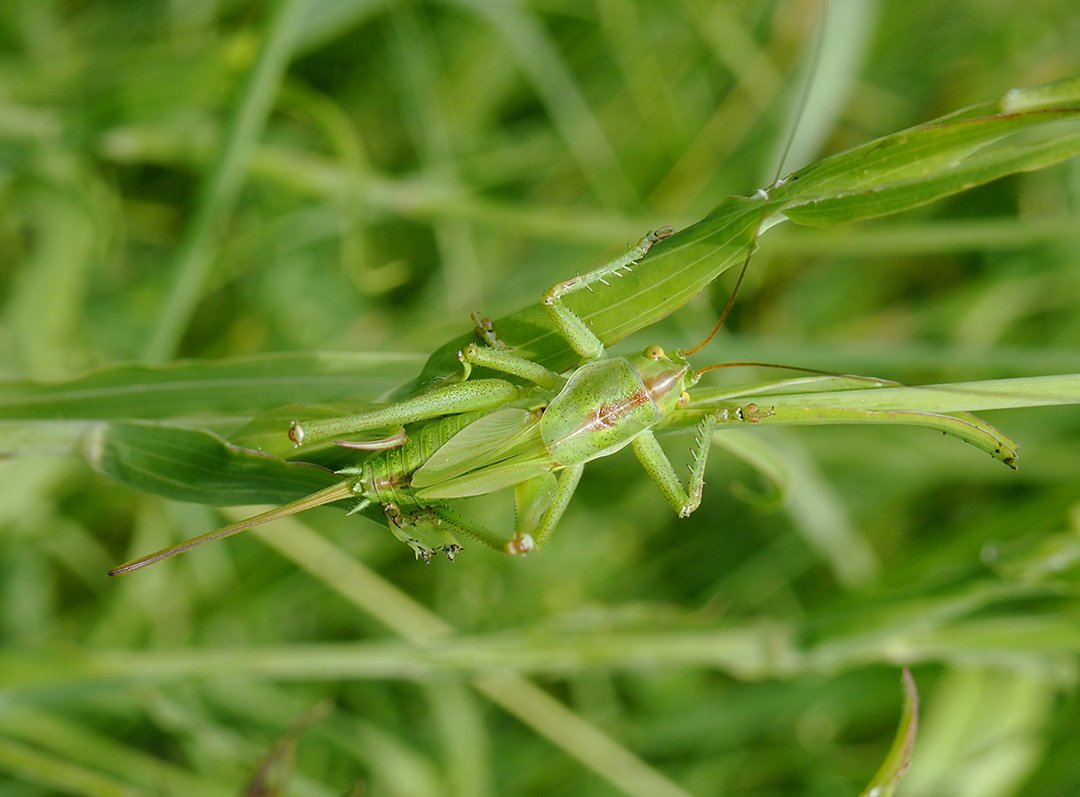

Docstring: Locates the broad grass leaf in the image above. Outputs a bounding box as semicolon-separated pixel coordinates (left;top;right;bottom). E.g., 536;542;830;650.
413;198;774;387
413;77;1080;389
88;422;339;506
0;353;421;455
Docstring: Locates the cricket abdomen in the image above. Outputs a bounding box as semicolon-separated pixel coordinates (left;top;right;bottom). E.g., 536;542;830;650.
355;411;486;508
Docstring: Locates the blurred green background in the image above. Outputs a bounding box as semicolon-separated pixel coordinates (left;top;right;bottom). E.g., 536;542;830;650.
2;0;1080;795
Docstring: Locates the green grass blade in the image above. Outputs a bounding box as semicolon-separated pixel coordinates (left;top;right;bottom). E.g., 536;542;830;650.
858;669;919;797
682;379;1022;467
0;707;224;796
144;0;314;362
0;353;420;455
706;374;1080;414
447;0;637;208
0;353;419;421
87;422;338;506
413;76;1080;387
779;110;1080;225
680;373;1080;467
0;736;144;797
5;4;1080;794
414;196;775;384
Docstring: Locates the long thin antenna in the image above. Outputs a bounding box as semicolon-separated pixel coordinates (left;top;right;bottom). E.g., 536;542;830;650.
680;1;829;360
693;360;845;380
108;481;356;576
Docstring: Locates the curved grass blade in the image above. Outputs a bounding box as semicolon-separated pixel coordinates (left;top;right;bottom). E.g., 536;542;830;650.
858;669;919;797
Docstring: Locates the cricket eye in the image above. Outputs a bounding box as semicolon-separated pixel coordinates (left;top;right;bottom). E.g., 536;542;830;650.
644;345;665;360
677;391;690;408
288;421;305;446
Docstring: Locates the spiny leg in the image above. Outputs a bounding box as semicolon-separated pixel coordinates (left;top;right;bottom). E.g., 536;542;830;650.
542;227;674;359
513;473;558;542
458;343;565;390
381;499;508;564
631;414;718;518
290;378;519;447
427;505;517;554
511;464;584;553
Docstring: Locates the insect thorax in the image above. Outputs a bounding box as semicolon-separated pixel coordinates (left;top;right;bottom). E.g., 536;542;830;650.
541;358;666;465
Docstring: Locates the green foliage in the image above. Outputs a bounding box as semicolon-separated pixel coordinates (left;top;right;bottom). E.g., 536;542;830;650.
858;669;918;797
1;1;1080;795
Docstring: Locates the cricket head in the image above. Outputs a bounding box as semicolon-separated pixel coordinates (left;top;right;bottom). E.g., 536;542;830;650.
633;344;695;416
